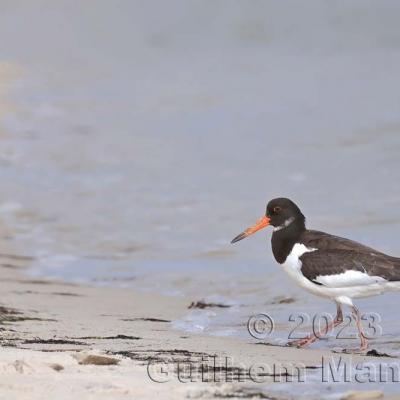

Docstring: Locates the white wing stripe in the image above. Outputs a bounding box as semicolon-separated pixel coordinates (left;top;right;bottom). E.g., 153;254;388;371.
314;270;387;288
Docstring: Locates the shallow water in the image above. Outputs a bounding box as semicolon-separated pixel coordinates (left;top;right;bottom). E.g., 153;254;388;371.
1;1;400;397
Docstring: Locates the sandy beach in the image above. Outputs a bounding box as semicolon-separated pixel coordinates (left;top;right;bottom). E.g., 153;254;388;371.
1;241;399;400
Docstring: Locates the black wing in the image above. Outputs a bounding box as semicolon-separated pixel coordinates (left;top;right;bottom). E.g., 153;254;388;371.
301;230;384;254
300;249;400;285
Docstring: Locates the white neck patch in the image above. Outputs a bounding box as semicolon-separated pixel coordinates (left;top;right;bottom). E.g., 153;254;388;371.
273;217;296;232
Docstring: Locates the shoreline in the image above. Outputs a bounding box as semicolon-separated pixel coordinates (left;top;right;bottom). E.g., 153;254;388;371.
1;249;400;399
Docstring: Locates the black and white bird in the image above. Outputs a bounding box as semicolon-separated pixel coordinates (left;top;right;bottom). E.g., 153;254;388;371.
231;197;400;351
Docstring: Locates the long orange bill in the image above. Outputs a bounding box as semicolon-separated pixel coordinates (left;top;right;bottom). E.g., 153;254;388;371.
231;216;271;244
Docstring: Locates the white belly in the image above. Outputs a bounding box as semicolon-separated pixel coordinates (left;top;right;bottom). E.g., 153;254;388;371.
280;243;391;306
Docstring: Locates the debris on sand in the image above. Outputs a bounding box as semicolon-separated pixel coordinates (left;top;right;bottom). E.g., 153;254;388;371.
340;390;383;400
271;296;296;304
23;338;87;345
49;363;64;372
75;334;141;340
366;349;395;358
121;317;170;323
188;301;231;309
73;353;120;366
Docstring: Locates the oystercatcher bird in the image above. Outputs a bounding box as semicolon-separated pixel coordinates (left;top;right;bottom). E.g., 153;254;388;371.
231;198;400;351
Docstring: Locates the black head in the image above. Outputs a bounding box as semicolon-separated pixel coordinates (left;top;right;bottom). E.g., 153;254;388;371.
266;198;305;229
231;197;305;243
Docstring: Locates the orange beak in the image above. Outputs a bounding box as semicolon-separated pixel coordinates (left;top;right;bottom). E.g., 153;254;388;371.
231;216;271;244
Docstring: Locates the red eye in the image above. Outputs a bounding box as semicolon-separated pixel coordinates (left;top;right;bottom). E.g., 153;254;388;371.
274;206;282;213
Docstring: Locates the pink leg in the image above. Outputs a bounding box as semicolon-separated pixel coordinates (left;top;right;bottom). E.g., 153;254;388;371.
351;305;368;351
288;303;343;348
